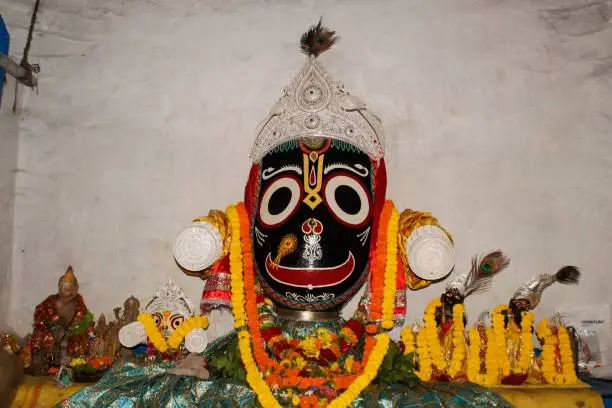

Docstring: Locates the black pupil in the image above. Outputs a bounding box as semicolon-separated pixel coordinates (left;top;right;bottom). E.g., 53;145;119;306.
269;187;292;215
335;185;361;215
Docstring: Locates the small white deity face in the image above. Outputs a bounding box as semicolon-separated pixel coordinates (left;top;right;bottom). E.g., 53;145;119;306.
151;310;187;338
144;279;195;337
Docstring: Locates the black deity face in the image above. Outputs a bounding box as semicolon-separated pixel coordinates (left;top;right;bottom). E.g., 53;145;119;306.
252;138;375;311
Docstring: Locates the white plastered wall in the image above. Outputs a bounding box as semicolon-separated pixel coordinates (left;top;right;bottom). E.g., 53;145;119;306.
0;86;19;331
2;0;611;341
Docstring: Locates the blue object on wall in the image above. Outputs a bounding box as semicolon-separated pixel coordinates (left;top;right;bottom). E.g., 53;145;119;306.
0;15;10;105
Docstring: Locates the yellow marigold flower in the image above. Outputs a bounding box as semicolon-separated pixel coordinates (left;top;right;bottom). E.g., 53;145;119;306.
292;395;300;406
299;337;319;357
70;358;87;367
316;328;333;346
295;356;307;370
344;357;355;373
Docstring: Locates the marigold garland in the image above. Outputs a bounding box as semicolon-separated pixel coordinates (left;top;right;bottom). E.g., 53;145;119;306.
416;299;466;379
491;305;533;377
368;201;393;326
536;319;578;385
516;311;534;374
467;326;499;385
227;202;393;407
400;325;415;356
415;328;432;381
421;299;446;372
492;305;511;377
447;303;466;378
381;206;400;330
137;312;209;352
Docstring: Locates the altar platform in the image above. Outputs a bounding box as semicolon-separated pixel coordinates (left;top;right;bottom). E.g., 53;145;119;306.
10;375;605;408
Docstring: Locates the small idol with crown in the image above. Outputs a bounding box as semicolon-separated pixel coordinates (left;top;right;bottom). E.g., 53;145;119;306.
492;266;580;385
416;251;509;381
19;266;94;375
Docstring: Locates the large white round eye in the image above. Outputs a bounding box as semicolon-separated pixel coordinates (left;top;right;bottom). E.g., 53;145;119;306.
259;176;301;227
324;174;371;227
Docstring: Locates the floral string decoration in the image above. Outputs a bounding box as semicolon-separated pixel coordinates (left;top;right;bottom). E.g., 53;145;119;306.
227;202;397;408
492;305;511;377
491;305;534;377
447;303;466;378
516;311;534;374
536;318;578;385
137;313;209;353
366;201;392;334
400;324;415;356
417;298;466;380
415;327;433;381
467;324;499;385
421;298;446;373
381;205;400;330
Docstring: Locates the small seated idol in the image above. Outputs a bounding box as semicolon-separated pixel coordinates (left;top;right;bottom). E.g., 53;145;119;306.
19;266;93;375
492;266;580;385
416;251;509;381
466;312;499;386
118;279;209;357
60;21;512;408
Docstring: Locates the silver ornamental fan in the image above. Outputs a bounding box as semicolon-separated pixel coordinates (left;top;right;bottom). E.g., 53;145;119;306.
446;251;511;300
511;266;581;310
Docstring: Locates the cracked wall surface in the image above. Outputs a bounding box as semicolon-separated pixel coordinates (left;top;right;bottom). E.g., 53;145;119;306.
2;0;611;342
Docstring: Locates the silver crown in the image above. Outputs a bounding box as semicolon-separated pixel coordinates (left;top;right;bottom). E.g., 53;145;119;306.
144;278;195;318
250;56;386;163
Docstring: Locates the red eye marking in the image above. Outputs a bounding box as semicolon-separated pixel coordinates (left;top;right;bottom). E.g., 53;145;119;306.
152;312;163;328
301;218;324;235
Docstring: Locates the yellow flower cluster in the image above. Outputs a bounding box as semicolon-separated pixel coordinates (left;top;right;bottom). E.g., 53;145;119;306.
536;319;578;385
227;203;392;408
400;325;414;355
421;299;446;371
447;303;466;378
138;312;169;353
299;336;320;358
227;204;280;408
492;305;511;377
467;326;499;385
138;312;209;353
415;328;432;381
327;334;390;408
417;299;466;380
381;208;400;330
168;316;209;349
344;356;356;373
491;305;534;377
227;205;247;330
515;311;534;374
70;357;87;367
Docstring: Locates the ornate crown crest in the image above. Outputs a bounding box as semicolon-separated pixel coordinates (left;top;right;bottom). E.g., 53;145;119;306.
144;278;196;317
250;20;385;163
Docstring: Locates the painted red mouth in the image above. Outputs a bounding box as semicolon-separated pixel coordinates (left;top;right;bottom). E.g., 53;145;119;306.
265;252;355;288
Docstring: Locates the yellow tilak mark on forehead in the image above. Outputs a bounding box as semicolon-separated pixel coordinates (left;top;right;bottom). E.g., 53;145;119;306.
303;153;324;209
